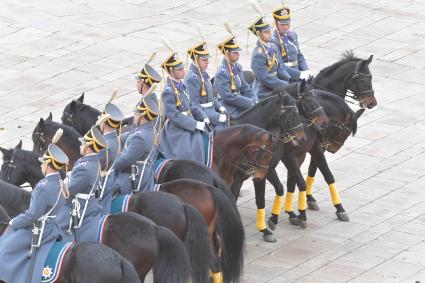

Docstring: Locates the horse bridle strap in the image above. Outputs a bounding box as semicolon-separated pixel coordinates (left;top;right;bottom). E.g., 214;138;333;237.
213;142;271;175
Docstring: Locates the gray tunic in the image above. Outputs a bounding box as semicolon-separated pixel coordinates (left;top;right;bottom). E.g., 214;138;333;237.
0;173;64;283
160;77;205;165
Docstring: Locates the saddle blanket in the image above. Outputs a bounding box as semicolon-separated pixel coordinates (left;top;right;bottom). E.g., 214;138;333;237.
41;241;74;283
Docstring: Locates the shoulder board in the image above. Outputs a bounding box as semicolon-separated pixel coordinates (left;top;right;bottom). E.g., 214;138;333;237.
75;160;88;167
35;179;48;188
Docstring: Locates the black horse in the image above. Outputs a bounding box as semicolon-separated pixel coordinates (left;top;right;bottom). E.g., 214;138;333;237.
312;51;377;109
0;181;194;282
241;52;377;109
61;93;133;135
32;113;82;169
0;140;43;188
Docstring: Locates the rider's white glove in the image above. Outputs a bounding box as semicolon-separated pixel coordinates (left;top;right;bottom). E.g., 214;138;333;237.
300;70;313;80
203;118;211;125
196;121;206;132
219;114;227;123
219;107;226;114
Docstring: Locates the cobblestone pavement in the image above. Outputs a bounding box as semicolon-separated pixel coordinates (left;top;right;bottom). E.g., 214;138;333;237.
1;0;425;282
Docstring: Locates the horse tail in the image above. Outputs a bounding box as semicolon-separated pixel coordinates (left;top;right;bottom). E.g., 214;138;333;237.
212;173;236;203
120;257;141;283
153;225;192;283
183;204;211;283
206;185;245;283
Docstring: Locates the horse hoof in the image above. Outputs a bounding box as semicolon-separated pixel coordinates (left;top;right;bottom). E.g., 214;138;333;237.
297;217;307;229
263;234;277;243
289;217;299;226
336;212;350;222
307;201;320;211
267;218;276;231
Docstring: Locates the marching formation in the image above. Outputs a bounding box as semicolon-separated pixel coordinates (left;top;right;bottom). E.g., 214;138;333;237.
0;2;377;283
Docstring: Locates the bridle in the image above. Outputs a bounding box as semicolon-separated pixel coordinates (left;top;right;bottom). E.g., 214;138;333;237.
278;94;303;144
295;84;324;128
311;60;374;104
62;111;74;127
319;121;351;150
33;130;46;153
213;138;273;177
346;61;374;100
2;157;15;182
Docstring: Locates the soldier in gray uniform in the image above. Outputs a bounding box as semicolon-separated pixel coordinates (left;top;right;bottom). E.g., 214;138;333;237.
214;26;258;118
57;126;107;243
98;103;125;171
0;143;69;283
107;92;161;200
249;15;299;100
185;40;227;130
96;103;125;213
159;50;206;164
272;5;312;80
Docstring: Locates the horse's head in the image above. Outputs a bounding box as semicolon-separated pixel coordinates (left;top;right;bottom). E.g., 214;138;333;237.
278;92;306;146
0;140;27;186
321;109;365;153
296;80;329;130
348;55;376;109
241;128;275;181
62;93;84;127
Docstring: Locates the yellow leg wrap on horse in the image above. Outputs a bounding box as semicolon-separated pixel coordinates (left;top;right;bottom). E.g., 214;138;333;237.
210;271;223;283
298;191;307;210
285;192;294;212
256;208;266;231
329;183;341;205
306;176;315;196
271;195;284;215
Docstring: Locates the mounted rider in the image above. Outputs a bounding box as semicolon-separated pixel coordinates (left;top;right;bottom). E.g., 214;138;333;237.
271;4;312;80
185;27;227;130
249;2;299;100
214;22;258;118
159;40;207;164
0;138;69;283
106;89;161;203
57;126;107;243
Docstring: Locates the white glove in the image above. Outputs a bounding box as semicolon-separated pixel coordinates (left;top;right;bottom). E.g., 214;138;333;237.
219;114;227;123
8;219;13;226
219;107;226;114
196;121;206;132
253;100;258;105
300;70;313;80
203;118;211;125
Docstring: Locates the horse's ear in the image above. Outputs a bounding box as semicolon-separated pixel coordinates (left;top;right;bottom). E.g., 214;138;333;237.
15;140;22;150
39;118;45;128
77;93;84;103
46;112;52;121
355;108;365;120
0;147;12;160
366;55;373;64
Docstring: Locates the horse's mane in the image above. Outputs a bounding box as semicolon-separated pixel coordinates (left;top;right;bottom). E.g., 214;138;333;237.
236;94;279;118
44;120;82;149
317;51;362;78
74;100;101;115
